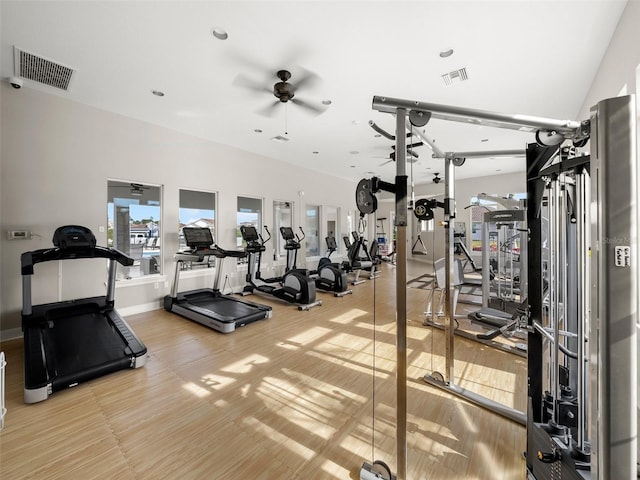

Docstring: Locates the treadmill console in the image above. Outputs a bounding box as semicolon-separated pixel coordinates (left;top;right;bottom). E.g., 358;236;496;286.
52;225;96;249
182;227;214;249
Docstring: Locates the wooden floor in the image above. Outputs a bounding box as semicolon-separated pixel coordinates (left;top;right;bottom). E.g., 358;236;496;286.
0;261;527;479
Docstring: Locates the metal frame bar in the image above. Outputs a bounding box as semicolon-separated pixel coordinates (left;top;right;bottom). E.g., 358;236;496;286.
394;109;408;480
374;96;582;136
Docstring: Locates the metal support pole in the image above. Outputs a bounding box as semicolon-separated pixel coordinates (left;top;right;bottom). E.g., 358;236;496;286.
575;171;590;453
549;179;560;425
394;108;408;480
444;155;456;384
106;258;117;303
482;217;490;308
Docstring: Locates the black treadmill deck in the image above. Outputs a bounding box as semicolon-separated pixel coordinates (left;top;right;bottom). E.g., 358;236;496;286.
166;288;272;333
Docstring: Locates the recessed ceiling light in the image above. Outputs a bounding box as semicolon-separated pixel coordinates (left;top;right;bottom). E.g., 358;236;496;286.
352;120;360;125
374;134;381;138
481;138;489;142
439;49;454;58
254;129;263;133
312;151;319;154
211;27;228;40
350;150;359;155
496;169;502;172
322;100;332;106
350;165;356;168
151;90;165;97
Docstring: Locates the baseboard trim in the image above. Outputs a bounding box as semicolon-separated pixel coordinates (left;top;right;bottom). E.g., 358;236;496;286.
119;301;163;317
0;328;22;342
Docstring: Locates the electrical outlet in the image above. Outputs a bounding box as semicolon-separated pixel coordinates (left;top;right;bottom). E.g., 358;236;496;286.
7;230;31;240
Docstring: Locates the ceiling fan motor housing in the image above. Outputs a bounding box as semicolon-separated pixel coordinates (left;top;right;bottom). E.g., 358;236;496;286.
273;81;294;102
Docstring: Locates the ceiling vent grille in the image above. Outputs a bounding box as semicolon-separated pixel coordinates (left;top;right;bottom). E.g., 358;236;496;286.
441;67;469;86
14;46;75;91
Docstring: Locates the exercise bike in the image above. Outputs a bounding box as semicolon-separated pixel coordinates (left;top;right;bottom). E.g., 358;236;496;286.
280;227;352;297
240;225;322;310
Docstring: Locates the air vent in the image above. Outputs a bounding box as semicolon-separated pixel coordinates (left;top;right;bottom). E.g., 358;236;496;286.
14;46;75;91
441;67;469;86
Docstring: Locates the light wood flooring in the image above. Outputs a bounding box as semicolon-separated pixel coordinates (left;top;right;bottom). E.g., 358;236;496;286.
0;261;527;479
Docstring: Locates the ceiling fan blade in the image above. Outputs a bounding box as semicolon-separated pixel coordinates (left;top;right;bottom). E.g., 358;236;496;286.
256;100;281;117
292;66;321;90
232;73;272;94
391;145;419;158
290;97;325;115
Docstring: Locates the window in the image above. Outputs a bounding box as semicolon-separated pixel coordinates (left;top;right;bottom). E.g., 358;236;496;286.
179;189;216;250
237;197;262;263
305;204;320;257
324;206;339;256
107;180;161;280
273;200;293;259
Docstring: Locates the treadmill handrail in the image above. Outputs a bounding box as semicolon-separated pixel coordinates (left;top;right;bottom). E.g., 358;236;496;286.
22;246;134;275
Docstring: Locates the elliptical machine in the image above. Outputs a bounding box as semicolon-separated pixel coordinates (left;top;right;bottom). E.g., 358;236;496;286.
240;225;322;310
280;227;352;297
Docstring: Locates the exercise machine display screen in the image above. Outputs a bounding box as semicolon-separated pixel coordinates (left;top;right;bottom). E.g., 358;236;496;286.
280;227;295;240
241;226;259;242
183;228;213;248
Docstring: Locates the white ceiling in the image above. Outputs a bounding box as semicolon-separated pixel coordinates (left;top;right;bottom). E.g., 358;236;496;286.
1;1;627;185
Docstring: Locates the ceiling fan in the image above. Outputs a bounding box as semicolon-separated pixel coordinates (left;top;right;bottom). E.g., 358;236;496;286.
110;182;151;196
233;68;326;117
377;143;422;166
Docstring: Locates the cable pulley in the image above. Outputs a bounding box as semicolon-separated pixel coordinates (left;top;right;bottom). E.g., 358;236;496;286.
535;129;565;147
413;198;435;221
356;179;378;215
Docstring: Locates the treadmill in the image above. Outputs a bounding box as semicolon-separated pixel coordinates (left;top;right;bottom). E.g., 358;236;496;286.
21;225;148;404
164;227;272;333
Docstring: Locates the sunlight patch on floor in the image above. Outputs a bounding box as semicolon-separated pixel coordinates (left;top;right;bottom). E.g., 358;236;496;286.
242;416;316;460
200;373;236;390
328;308;369;325
221;354;270;374
182;381;211;398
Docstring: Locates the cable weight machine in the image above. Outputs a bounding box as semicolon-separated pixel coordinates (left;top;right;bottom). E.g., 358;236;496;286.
525;96;638;479
359;94;637;479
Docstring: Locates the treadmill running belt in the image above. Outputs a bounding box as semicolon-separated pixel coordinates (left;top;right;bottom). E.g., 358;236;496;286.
46;311;127;375
183;291;264;319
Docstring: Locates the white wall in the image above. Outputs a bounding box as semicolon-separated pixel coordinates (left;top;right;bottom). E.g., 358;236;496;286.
0;84;356;336
578;0;640;118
